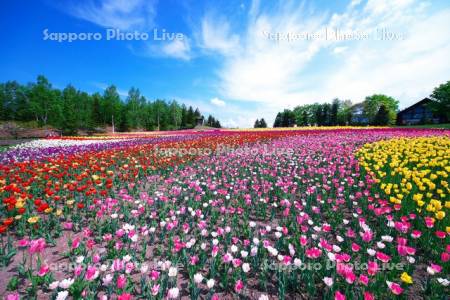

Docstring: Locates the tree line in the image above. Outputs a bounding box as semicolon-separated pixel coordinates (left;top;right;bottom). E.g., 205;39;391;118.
0;75;221;135
272;80;450;128
273;95;399;127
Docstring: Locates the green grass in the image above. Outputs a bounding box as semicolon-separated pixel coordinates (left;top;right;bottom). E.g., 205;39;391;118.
395;123;450;129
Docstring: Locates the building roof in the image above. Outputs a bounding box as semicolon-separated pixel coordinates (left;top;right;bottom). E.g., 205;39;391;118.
351;103;364;109
397;98;433;116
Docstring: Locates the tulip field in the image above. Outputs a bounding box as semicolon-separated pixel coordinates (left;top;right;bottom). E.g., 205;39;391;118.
0;128;449;300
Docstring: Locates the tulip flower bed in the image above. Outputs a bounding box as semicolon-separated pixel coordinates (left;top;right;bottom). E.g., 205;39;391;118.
0;128;449;300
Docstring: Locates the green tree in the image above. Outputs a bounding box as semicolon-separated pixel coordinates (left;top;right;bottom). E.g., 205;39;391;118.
91;93;103;127
273;113;282;127
0;83;4;120
373;104;390;125
0;76;219;134
206;115;215;127
153;99;168;130
76;91;94;132
102;85;123;131
259;118;267;128
180;104;188;128
322;103;331;126
429;81;450;120
29;75;59;126
169;100;182;129
186;106;195;128
0;81;32;121
61;85;78;135
213;119;221;128
126;87;144;129
337;100;353;125
330;99;340;126
314;105;323;126
363;94;399;125
293;106;308;126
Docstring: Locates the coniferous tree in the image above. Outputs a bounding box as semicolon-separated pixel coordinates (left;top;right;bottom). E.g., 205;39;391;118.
273;113;282;127
180;104;188;128
61;85;78;135
91;93;103;127
259;118;267;128
374;104;390;125
330;99;340;126
187;106;195;128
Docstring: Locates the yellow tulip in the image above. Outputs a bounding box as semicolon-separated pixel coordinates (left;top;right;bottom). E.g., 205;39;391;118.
413;194;423;202
435;211;445;220
27;216;40;224
400;272;413;284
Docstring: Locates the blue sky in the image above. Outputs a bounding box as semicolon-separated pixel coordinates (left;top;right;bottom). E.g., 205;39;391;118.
1;0;449;127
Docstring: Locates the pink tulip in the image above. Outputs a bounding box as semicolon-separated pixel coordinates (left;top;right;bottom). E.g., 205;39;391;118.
85;265;98;281
299;235;308;246
151;284;160;296
117;274;127;289
234;279;244;293
305;247;322;259
150;270;160;281
222;253;233;263
71;237;80;250
63;222;73;230
29;238;46;254
335;291;346;300
387;281;403;295
435;231;446;239
363;291;374;300
117;293;132;300
376;251;391;263
17;239;29;248
361;230;373;242
74;265;83;277
411;230;422;239
359;274;369;286
5;293;20;300
368;261;378;276
351;243;360;252
37;265;49;277
424;217;434;228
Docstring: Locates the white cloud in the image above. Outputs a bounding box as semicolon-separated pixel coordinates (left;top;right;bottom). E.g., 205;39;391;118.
210;97;226;107
350;0;363;7
320;6;450;108
161;38;191;60
333;46;348;54
69;0;156;30
222;118;238;128
198;0;450;117
200;15;240;55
